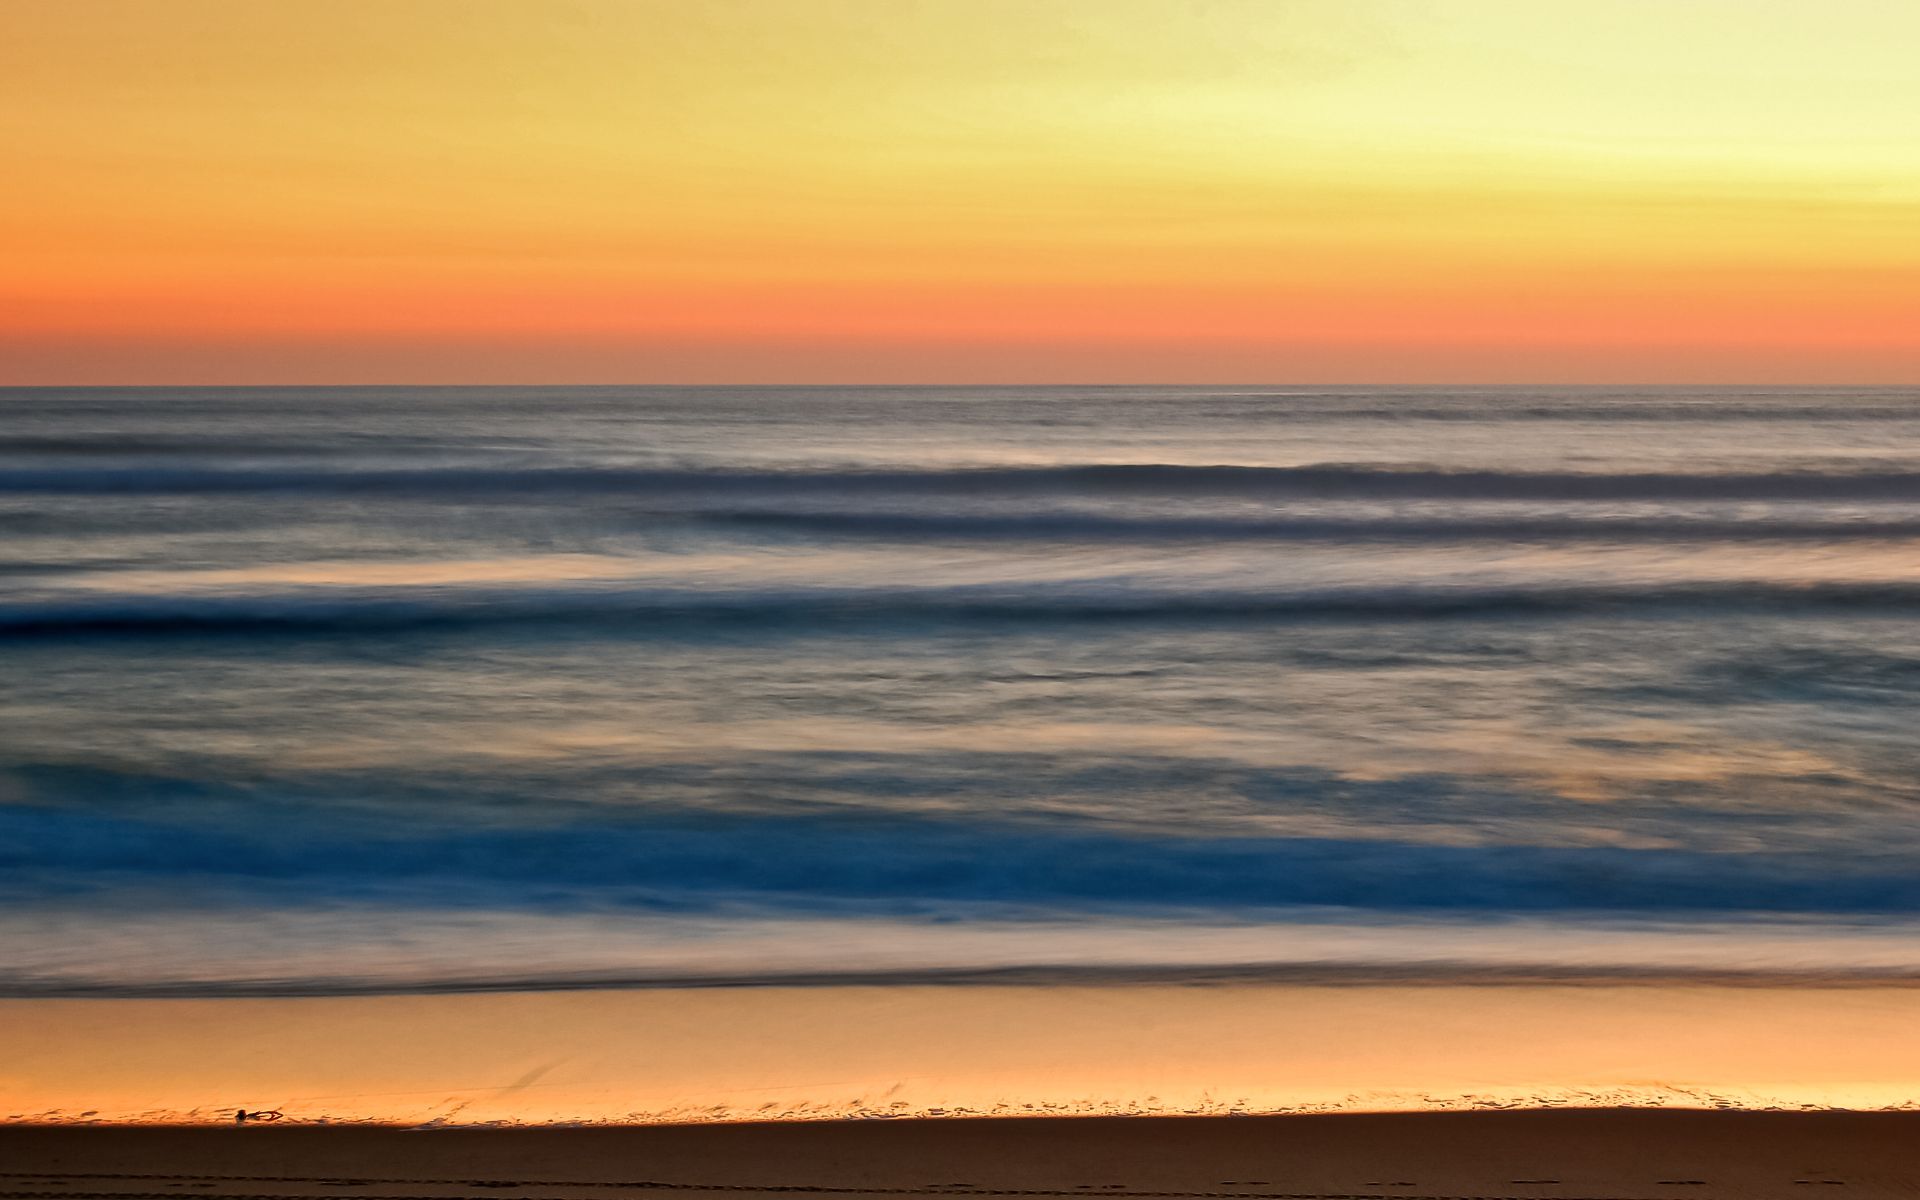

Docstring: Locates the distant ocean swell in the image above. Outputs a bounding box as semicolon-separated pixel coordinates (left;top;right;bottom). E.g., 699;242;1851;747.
15;461;1920;501
10;579;1920;637
700;511;1920;542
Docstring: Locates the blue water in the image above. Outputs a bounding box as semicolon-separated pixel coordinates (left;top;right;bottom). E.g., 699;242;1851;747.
7;385;1920;994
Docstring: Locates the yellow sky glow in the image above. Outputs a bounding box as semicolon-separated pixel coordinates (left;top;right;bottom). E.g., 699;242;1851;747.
4;0;1918;383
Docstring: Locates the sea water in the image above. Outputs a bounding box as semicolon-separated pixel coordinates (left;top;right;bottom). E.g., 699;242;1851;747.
6;385;1920;994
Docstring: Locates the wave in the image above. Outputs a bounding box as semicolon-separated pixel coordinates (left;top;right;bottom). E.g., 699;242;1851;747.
0;436;412;457
10;579;1920;637
14;461;1920;501
20;962;1920;999
6;804;1920;920
1191;401;1920;423
699;510;1920;542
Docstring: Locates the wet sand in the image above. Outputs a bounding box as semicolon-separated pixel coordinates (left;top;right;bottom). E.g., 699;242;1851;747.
4;1112;1920;1200
8;984;1920;1123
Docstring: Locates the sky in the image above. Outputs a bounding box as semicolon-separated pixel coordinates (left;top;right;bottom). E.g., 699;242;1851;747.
3;0;1918;385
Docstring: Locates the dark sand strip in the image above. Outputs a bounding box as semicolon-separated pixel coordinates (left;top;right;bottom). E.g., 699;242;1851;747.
4;1113;1918;1200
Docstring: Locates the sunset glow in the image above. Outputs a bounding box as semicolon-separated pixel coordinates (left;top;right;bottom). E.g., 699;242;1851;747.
5;0;1919;383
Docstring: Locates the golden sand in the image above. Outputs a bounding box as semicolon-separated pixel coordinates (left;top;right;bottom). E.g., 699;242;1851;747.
6;984;1920;1125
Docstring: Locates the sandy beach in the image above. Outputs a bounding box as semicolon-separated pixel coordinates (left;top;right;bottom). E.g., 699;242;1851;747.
8;983;1920;1123
6;1111;1920;1200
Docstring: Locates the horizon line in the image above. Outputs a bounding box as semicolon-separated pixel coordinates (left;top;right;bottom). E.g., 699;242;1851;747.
5;381;1918;391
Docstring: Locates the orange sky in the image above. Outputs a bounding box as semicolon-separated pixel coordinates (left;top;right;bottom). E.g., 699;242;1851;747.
4;0;1918;384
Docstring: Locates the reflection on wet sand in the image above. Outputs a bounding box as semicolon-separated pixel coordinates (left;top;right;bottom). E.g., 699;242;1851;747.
7;984;1920;1124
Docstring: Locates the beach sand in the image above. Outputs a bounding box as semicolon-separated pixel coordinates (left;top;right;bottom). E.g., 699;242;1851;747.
7;984;1920;1124
5;1111;1920;1200
7;985;1920;1198
11;990;1920;1198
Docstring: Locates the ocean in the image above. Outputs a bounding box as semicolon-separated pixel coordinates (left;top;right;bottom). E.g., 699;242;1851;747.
7;384;1920;996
